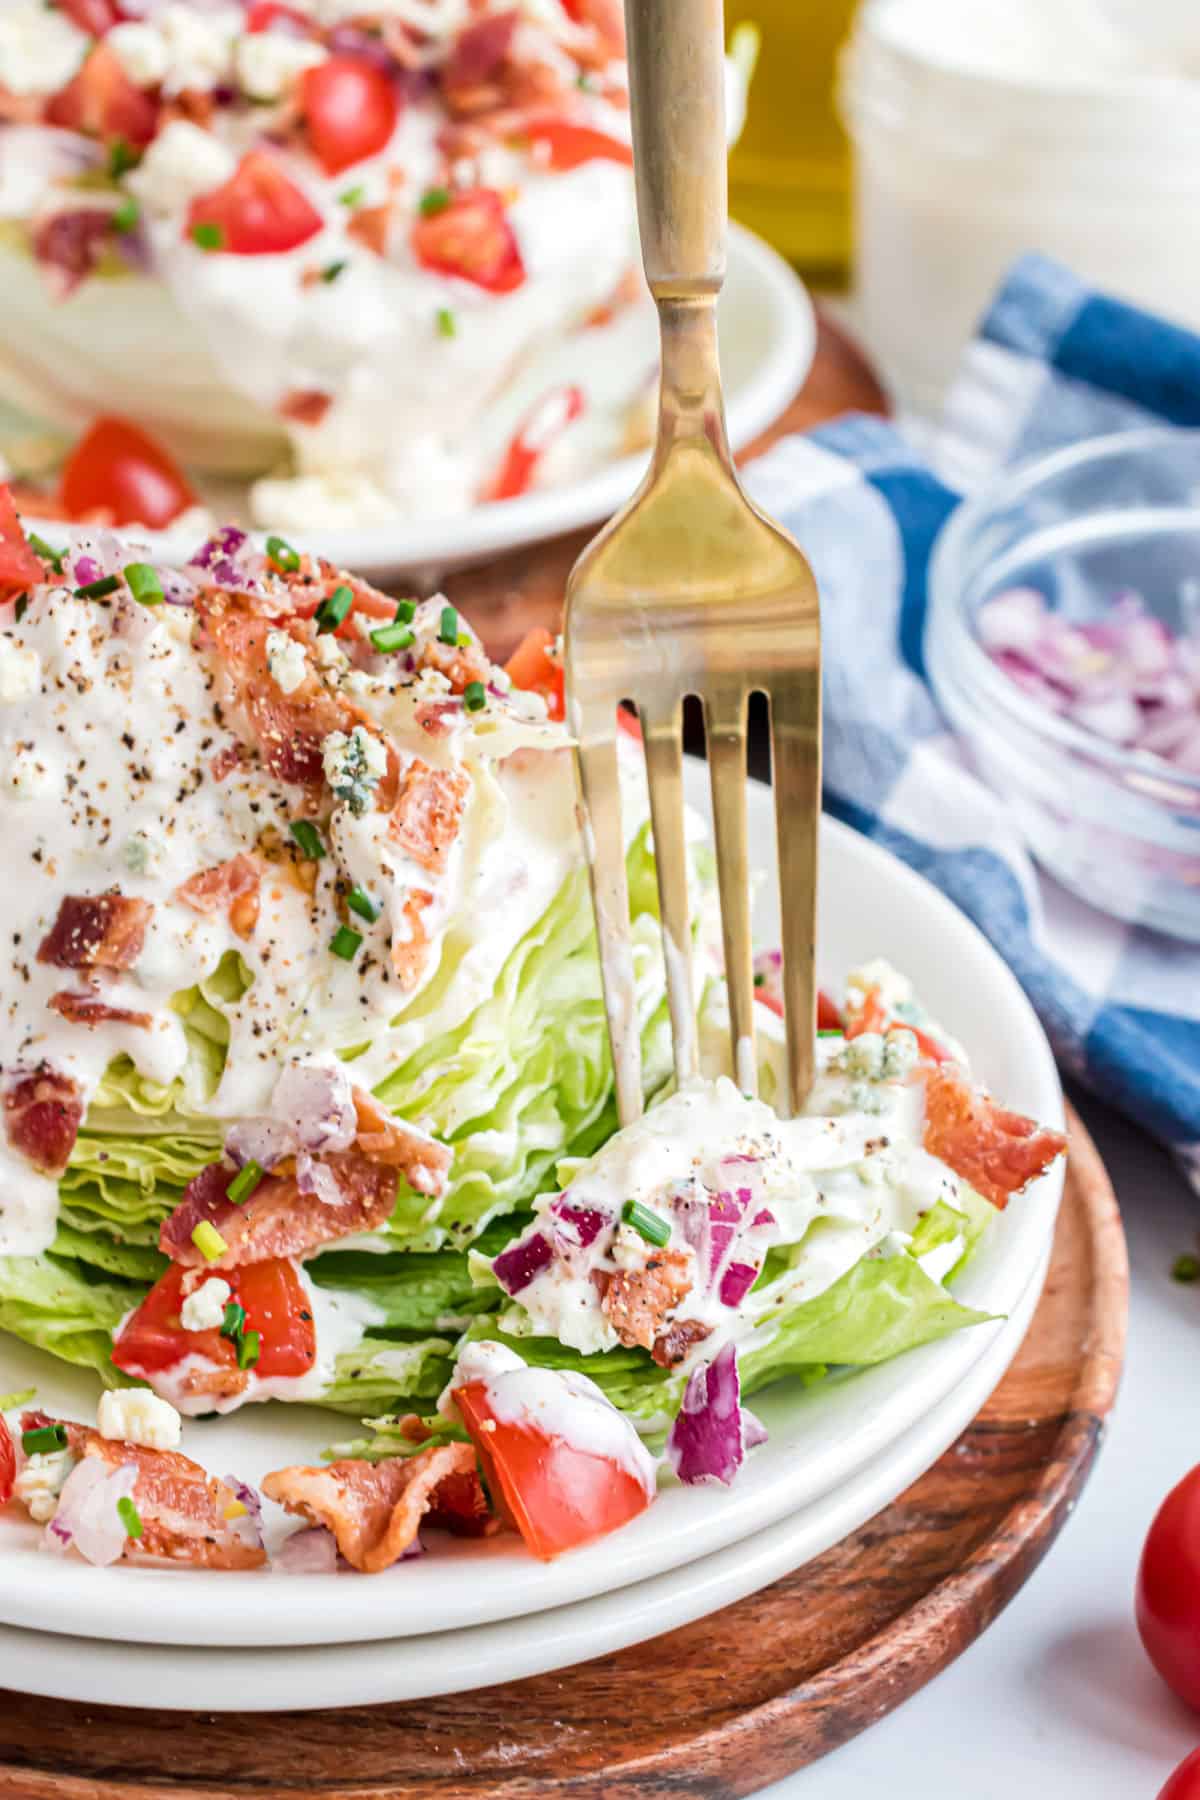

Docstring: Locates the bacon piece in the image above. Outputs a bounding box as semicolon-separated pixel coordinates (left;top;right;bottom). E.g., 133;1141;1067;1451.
352;1088;451;1198
49;991;151;1029
210;742;248;782
602;1248;693;1352
160;1152;399;1270
262;1443;493;1573
921;1067;1067;1211
391;889;433;992
37;893;151;971
279;389;332;426
177;853;262;941
441;8;520;113
420;636;492;695
21;1414;264;1571
4;1067;83;1175
651;1316;712;1370
388;760;469;874
346;203;392;255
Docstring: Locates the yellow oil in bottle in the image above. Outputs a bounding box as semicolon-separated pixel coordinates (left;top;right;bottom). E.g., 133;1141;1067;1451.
727;0;857;281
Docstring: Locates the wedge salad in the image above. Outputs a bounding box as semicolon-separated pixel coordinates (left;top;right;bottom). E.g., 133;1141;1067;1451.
0;492;1067;1568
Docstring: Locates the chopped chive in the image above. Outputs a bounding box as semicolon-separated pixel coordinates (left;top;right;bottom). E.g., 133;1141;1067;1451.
266;534;300;573
393;598;416;623
220;1300;247;1343
339;183;366;208
21;1423;67;1456
818;1028;843;1038
369;621;413;654
621;1199;671;1247
74;574;120;600
346;884;379;923
13;595;27;622
330;924;362;961
124;561;163;605
191;221;224;251
289;818;325;860
315;584;352;632
111;196;140;234
28;532;65;574
753;971;765;987
322;259;347;283
227;1160;263;1206
191;1220;228;1263
435;305;456;338
1173;1253;1200;1283
438;604;458;645
237;1328;262;1371
116;1495;143;1540
108;137;138;179
463;679;486;712
419;186;450;216
456;631;471;648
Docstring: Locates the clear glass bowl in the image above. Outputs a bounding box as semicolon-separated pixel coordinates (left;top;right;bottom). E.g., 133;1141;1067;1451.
926;428;1200;941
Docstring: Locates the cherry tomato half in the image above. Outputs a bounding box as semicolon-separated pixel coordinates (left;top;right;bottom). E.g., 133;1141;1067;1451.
412;189;525;293
59;415;195;530
112;1258;316;1382
1160;1750;1200;1800
526;118;632;171
301;55;400;176
186;150;323;256
455;1379;652;1559
1139;1463;1200;1710
0;486;46;602
46;43;158;147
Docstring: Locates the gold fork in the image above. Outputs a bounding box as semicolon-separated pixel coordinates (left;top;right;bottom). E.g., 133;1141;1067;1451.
564;0;822;1126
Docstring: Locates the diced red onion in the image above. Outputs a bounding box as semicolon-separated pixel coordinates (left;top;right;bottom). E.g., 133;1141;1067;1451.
718;1261;758;1308
274;1062;356;1154
742;1408;768;1450
226;1117;296;1171
274;1526;338;1574
49;1457;138;1567
492;1231;554;1295
751;1208;775;1228
223;1474;263;1522
549;1199;609;1248
296;1150;345;1207
665;1344;765;1487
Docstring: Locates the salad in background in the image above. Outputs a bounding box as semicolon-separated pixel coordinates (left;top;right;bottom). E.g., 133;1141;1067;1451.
0;492;1067;1569
0;0;755;532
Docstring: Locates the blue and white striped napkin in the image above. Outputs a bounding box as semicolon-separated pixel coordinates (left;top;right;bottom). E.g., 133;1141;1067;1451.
742;253;1200;1186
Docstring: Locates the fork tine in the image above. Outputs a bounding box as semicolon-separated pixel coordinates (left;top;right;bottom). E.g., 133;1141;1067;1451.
706;693;756;1096
640;692;698;1090
573;706;643;1127
771;678;822;1115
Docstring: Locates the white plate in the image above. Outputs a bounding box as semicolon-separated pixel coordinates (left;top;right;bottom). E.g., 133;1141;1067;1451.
8;226;814;582
0;1239;1050;1710
0;776;1066;1648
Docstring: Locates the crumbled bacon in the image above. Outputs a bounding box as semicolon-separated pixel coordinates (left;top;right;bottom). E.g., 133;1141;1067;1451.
352;1088;452;1197
210;742;248;782
388;759;469;874
651;1317;713;1370
262;1443;494;1573
3;1067;83;1175
177;853;262;941
390;889;433;992
921;1066;1068;1211
32;209;114;298
37;893;151;971
420;635;492;695
279;389;333;427
49;991;151;1029
160;1152;400;1270
346;203;392;255
602;1248;692;1352
440;8;520;113
21;1413;264;1571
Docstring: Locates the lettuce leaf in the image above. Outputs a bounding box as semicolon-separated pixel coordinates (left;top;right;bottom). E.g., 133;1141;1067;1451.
320;1333;456;1414
0;1250;141;1382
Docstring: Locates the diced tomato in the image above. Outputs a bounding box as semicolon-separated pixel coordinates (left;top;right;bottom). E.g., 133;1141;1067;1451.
57;0;121;32
412;188;525;293
504;625;563;721
59;415;195;530
301;55;400;176
46;43;158;147
817;990;843;1031
485;385;585;502
0;485;46;603
112;1258;316;1382
186;150;323;256
0;1414;13;1506
245;0;314;31
525;118;632;170
455;1380;652;1559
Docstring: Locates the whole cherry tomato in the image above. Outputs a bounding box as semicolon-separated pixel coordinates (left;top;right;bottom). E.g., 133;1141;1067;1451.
1138;1463;1200;1710
1159;1749;1200;1799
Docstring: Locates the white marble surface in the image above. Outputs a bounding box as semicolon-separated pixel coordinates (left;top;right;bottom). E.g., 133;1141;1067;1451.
763;1091;1200;1799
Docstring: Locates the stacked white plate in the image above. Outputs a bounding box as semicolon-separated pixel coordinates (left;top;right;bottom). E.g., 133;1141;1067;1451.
0;781;1066;1709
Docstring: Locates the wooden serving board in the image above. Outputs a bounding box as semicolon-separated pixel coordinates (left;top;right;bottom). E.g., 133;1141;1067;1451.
0;1104;1127;1799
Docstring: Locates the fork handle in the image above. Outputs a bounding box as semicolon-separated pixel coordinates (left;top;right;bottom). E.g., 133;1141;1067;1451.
624;0;727;300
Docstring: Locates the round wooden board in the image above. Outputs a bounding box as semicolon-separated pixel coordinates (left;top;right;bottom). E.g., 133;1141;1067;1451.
0;1103;1127;1800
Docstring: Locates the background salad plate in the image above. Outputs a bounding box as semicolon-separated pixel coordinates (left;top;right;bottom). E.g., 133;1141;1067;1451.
0;225;815;581
0;1239;1049;1711
0;773;1066;1648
